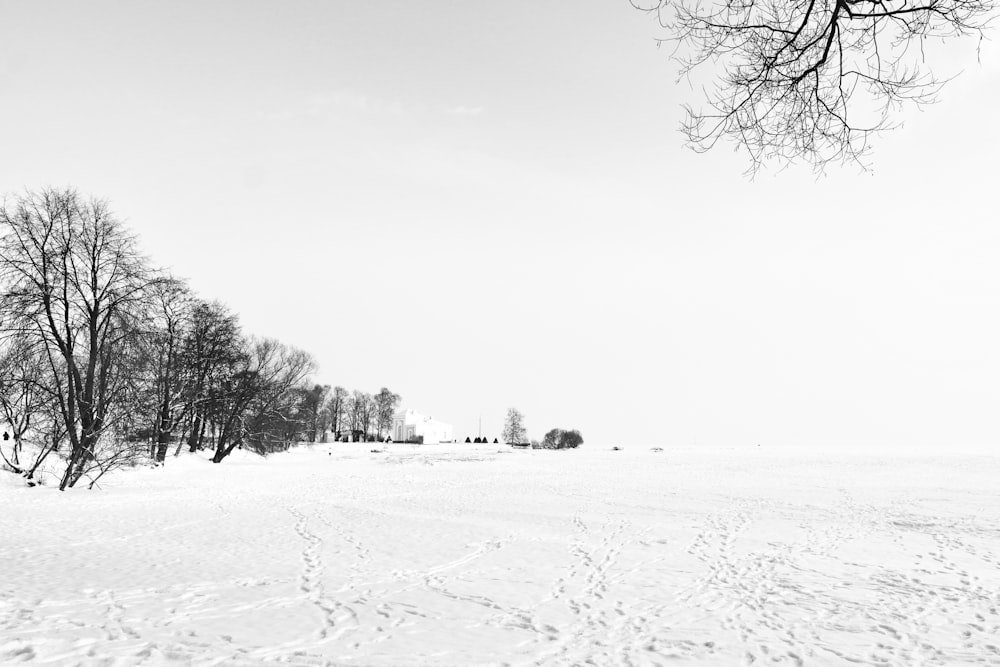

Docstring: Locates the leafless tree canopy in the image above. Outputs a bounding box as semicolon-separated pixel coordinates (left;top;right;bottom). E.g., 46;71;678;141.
636;0;993;171
374;387;402;441
0;189;154;488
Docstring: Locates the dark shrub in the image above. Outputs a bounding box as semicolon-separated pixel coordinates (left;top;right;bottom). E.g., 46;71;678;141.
539;428;584;449
561;430;583;448
541;429;562;449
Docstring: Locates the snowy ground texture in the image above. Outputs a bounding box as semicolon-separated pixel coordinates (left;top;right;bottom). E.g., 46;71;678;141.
2;444;1000;666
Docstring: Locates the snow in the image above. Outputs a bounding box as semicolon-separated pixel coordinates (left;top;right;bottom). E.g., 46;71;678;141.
2;443;1000;665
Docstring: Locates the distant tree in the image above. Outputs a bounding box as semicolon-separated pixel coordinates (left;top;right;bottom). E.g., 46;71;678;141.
465;436;471;443
346;390;374;441
146;277;194;463
373;387;402;441
248;343;315;450
324;386;348;441
635;0;994;172
502;408;527;445
539;428;584;450
301;384;330;443
360;392;376;440
343;394;357;441
210;338;316;462
245;375;315;452
541;429;562;450
178;300;243;454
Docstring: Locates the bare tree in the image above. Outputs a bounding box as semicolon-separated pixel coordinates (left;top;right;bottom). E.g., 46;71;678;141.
0;189;156;490
373;387;402;441
244;381;312;453
343;393;357;441
636;0;993;172
146;278;193;463
502;407;527;445
178;300;243;455
324;386;348;441
210;338;316;462
300;384;330;443
345;390;374;442
359;392;376;441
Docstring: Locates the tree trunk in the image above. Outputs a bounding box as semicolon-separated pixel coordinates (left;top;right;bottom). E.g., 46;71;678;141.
188;412;202;452
68;451;91;488
212;416;241;463
173;423;188;457
58;454;76;491
59;437;92;490
212;435;242;463
155;435;170;463
155;399;172;462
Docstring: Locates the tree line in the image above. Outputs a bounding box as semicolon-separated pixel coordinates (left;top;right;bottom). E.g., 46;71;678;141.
307;386;401;444
0;188;399;490
501;408;583;450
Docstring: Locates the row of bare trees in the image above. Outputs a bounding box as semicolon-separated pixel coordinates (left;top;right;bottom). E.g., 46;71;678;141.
318;386;402;443
0;188;327;489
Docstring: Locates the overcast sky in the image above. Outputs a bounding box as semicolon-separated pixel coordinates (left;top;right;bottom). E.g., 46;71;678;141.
1;1;998;449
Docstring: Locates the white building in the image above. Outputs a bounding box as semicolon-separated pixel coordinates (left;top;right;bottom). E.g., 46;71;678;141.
391;409;453;444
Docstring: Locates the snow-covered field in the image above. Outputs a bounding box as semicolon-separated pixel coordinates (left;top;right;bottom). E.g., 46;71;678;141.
2;443;1000;666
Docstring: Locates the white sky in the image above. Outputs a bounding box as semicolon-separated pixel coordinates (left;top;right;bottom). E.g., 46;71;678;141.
1;1;998;449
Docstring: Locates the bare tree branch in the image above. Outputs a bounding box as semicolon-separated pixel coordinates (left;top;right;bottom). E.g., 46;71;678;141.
635;0;994;173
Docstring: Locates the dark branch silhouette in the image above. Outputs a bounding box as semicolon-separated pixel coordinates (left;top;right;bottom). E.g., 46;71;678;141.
635;0;993;172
